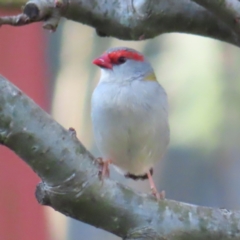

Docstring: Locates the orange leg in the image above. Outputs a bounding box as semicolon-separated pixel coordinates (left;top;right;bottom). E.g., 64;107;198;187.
97;158;112;180
147;170;165;200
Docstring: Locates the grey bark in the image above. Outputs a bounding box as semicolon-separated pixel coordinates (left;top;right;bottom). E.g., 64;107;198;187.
1;0;240;239
1;0;240;47
1;76;240;240
190;0;240;34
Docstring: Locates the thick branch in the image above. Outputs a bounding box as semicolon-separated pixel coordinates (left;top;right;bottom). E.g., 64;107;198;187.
0;0;240;46
191;0;240;34
1;76;240;240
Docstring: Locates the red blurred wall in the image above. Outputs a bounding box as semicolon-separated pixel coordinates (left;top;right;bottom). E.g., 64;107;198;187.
0;10;49;240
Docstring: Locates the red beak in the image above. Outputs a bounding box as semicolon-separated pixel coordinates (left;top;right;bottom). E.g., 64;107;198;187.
92;54;112;69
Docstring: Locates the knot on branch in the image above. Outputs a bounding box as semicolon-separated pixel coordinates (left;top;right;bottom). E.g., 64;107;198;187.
23;3;40;20
125;226;161;240
35;182;51;206
23;0;63;31
0;0;68;32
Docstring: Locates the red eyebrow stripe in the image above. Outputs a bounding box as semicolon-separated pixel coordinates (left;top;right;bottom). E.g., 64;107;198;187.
108;50;144;63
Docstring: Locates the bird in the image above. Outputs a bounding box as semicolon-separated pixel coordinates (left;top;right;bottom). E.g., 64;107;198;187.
91;47;169;200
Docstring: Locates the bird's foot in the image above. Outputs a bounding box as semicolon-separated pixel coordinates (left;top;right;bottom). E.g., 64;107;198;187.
96;158;112;181
147;170;165;201
151;188;165;200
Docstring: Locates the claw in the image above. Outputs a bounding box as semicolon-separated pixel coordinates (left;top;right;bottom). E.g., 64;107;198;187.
96;158;112;180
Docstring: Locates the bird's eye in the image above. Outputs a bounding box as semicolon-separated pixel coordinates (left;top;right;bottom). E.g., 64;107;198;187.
117;56;126;64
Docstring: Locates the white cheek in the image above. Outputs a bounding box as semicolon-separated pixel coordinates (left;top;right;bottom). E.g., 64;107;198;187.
99;69;113;82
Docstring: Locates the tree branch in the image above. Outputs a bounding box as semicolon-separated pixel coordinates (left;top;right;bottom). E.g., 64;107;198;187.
190;0;240;34
0;0;240;47
1;76;240;240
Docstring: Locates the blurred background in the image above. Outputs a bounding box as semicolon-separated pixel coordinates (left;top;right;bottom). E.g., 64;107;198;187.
1;5;240;240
